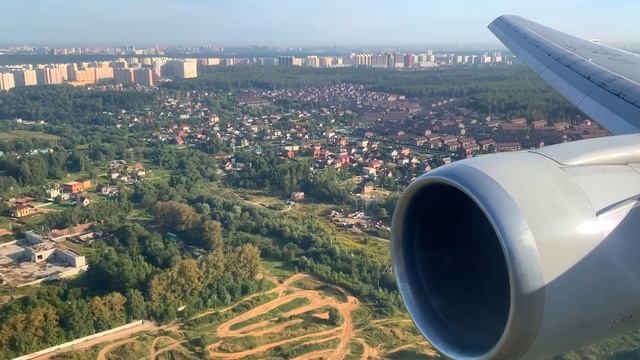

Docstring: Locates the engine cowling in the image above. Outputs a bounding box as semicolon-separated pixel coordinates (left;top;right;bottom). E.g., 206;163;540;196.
391;134;640;360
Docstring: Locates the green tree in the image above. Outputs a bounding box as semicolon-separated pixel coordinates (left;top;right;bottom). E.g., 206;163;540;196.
125;289;147;320
152;201;200;232
328;308;342;326
227;245;260;280
88;292;127;331
200;220;223;250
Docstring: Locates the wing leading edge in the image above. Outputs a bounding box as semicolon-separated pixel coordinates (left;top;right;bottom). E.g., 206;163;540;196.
489;15;640;135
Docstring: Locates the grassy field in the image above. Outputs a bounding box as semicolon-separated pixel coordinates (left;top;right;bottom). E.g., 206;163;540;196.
127;208;154;222
45;202;75;211
260;259;294;280
0;216;12;230
105;341;150;360
228;297;311;331
294;202;392;262
0;130;60;142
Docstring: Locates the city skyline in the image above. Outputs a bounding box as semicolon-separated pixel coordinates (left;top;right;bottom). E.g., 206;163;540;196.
2;0;640;47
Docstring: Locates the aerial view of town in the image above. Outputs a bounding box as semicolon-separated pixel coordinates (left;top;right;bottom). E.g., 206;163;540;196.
2;1;640;359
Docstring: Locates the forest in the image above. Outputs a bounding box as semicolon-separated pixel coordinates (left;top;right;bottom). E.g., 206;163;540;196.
0;85;156;126
164;64;583;121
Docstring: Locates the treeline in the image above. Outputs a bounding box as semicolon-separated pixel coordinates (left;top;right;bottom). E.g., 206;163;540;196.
0;85;155;125
0;217;264;359
41;195;131;230
0;286;136;358
163;65;347;92
226;150;352;204
0;149;91;188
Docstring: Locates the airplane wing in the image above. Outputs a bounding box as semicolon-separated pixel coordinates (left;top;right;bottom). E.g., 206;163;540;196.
488;15;640;135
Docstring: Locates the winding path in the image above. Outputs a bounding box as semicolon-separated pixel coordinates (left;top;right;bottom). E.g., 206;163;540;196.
209;273;360;360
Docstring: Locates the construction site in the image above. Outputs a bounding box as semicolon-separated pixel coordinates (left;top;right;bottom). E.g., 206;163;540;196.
0;230;87;287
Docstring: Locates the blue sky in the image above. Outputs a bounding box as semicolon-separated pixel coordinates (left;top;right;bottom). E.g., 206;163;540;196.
3;0;640;46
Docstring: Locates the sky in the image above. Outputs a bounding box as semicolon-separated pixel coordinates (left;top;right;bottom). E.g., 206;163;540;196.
2;0;640;47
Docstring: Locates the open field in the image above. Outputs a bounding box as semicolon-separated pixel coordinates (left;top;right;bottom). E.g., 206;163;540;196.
295;202;392;262
225;186;392;262
41;272;436;360
0;130;60;142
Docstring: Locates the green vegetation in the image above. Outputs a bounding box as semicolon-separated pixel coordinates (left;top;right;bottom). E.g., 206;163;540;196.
50;349;100;360
260;260;294;281
553;330;640;360
0;130;60;142
229;297;311;331
156;349;200;360
345;340;365;360
359;321;426;352
292;277;323;290
273;337;340;358
0;85;156;126
166;65;581;121
105;341;149;360
217;335;258;353
231;293;279;314
387;350;440;359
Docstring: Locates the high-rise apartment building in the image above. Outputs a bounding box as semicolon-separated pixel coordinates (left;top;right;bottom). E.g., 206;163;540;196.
66;63;78;80
305;56;319;68
278;56;294;66
170;59;197;79
371;54;388;68
35;67;65;85
0;73;16;91
14;69;38;86
134;68;154;86
200;58;221;66
393;53;405;69
114;68;135;84
404;53;415;68
70;69;94;83
353;53;372;67
319;57;333;68
94;67;114;82
152;60;164;78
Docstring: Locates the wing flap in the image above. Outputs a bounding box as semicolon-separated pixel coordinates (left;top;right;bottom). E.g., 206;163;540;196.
489;15;640;135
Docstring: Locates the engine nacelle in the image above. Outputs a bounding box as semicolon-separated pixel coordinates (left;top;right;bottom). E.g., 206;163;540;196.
391;134;640;360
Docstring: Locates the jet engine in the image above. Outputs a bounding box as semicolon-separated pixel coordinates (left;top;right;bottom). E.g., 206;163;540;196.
391;134;640;359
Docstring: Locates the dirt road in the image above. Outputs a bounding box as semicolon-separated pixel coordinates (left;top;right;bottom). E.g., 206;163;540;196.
32;321;159;360
209;273;361;360
34;273;427;360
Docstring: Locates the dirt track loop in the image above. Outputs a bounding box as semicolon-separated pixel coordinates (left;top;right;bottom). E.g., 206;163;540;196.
209;273;364;359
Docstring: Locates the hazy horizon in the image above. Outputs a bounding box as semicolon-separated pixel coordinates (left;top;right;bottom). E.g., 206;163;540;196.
2;0;640;47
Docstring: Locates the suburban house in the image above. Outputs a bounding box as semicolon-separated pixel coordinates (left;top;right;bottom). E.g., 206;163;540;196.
48;223;94;242
11;203;35;218
63;179;91;194
290;192;305;201
75;194;92;207
96;184;117;195
495;142;522;152
46;186;61;199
